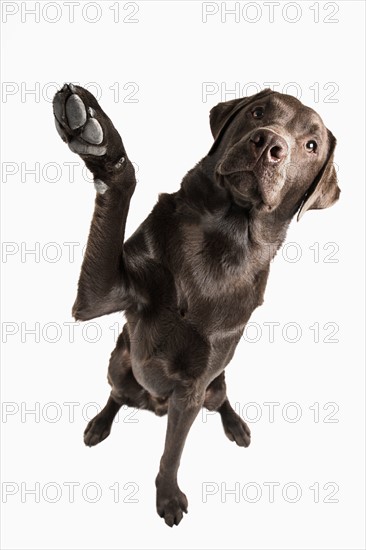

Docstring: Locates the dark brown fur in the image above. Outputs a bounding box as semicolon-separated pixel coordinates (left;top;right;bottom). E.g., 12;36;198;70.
53;85;340;527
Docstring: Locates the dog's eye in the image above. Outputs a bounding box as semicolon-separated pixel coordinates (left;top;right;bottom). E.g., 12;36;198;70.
305;140;318;153
252;107;264;119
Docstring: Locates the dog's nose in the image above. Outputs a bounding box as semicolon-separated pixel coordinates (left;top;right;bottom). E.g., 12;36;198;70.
250;130;288;164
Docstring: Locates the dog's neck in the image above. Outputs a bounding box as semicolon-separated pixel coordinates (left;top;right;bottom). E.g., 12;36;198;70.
178;156;292;268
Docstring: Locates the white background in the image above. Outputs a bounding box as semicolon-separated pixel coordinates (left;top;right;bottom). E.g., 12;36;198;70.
1;1;365;549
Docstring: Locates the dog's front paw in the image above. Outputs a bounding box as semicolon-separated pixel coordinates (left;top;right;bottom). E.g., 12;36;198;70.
53;83;125;177
156;477;188;527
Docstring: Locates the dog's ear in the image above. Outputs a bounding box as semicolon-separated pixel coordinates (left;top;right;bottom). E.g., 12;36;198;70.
210;97;245;139
297;131;340;221
209;89;273;152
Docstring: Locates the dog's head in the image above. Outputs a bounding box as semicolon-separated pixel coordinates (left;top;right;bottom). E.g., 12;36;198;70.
209;89;340;220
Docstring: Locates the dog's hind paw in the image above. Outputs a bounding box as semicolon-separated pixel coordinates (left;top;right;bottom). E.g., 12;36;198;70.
84;415;112;447
222;413;251;447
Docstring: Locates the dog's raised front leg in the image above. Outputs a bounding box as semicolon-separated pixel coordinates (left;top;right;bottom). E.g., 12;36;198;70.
155;388;205;527
53;84;137;320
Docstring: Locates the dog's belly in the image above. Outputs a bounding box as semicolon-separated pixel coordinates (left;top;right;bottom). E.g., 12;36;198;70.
130;346;234;400
131;355;176;399
125;265;261;398
127;312;243;399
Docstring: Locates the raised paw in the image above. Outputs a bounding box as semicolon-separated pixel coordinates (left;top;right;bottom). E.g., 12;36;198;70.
84;413;113;447
221;411;251;447
156;478;188;527
53;83;125;177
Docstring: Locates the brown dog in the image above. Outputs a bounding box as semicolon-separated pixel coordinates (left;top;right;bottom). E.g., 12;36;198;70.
53;85;340;526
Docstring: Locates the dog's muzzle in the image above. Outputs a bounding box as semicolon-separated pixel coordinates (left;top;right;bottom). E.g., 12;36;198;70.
249;129;289;167
217;128;290;211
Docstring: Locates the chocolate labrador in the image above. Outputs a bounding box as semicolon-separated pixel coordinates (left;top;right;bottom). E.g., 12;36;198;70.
52;85;340;526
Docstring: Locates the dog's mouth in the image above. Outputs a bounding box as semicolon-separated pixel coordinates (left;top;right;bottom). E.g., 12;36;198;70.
217;154;255;177
217;153;287;212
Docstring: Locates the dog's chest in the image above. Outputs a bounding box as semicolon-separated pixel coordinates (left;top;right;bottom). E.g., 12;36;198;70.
176;271;266;333
174;222;269;334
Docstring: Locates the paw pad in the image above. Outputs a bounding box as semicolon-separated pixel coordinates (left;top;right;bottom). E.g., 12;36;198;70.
53;83;106;156
66;94;87;129
81;118;103;145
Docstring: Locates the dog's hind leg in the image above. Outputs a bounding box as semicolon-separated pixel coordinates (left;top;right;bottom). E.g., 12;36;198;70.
84;325;168;447
218;398;251;447
204;372;251;447
83;395;122;447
